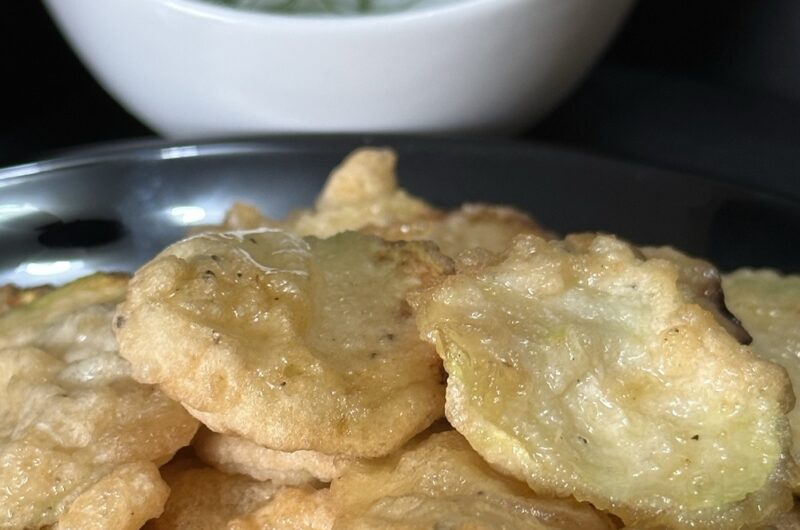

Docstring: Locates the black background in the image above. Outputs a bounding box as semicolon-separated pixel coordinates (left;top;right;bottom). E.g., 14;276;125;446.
3;1;800;197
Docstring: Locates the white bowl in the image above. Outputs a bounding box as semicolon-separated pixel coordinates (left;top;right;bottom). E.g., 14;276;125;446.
45;0;633;137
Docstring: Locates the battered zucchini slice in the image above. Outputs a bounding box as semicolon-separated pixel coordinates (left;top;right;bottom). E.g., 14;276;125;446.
206;148;551;257
723;269;800;464
411;234;796;529
0;274;198;529
330;430;616;530
193;428;353;486
116;229;452;457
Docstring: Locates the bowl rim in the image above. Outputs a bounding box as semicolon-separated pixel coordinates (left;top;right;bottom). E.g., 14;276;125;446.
154;0;522;25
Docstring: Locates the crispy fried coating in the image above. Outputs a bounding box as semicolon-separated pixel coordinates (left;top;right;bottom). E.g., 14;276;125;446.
117;229;451;457
0;275;198;529
151;454;331;530
220;202;281;232
0;283;53;314
288;148;437;239
642;246;750;343
0;272;127;352
196;148;434;238
194;428;353;486
147;457;280;530
53;462;169;530
228;487;334;530
411;234;796;529
363;202;553;257
723;269;800;463
291;148;552;252
188;202;281;236
766;502;800;530
206;148;550;256
561;238;750;344
329;430;616;530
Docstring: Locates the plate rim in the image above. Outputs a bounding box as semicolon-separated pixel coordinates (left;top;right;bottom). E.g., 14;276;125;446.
1;134;798;210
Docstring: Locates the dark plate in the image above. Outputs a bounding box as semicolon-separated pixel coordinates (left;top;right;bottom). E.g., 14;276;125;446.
1;135;798;286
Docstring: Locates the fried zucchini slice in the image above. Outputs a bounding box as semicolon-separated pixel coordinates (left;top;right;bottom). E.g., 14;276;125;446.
206;148;551;256
363;202;553;257
194;428;353;486
203;148;434;238
329;430;616;530
643;246;750;343
116;229;451;457
146;456;280;530
411;234;796;529
0;274;198;530
723;269;800;463
0;283;53;314
0;272;127;352
54;462;169;530
228;487;333;530
288;147;436;239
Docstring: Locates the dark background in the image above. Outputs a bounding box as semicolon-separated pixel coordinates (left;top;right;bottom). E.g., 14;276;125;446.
3;1;800;197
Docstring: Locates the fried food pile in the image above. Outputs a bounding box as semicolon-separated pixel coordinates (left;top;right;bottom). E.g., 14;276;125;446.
2;148;799;530
0;274;198;529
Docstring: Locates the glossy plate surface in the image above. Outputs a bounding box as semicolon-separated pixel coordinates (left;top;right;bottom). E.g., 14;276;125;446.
0;136;798;286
